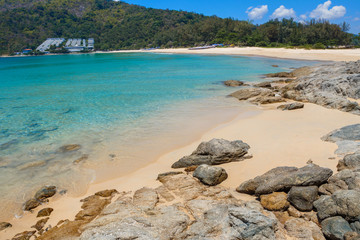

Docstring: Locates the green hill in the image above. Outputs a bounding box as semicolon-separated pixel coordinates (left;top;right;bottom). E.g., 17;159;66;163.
0;0;354;55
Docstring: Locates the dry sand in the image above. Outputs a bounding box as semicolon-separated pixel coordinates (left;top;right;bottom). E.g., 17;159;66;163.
2;102;359;239
144;47;360;62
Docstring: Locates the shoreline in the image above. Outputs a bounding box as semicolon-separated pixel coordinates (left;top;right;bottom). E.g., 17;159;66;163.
3;47;360;62
2;100;359;239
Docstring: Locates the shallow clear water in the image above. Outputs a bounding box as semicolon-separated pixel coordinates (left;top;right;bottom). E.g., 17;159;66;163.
0;52;317;218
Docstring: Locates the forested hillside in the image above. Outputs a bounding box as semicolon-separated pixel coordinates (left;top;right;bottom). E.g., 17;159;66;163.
0;0;356;55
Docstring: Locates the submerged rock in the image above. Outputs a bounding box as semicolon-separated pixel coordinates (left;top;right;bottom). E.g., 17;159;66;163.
37;208;54;217
24;198;41;211
224;80;244;87
193;164;228;186
35;186;57;200
0;222;12;231
260;192;290;211
287;186;318;211
172;138;250;168
277;102;304;111
58;144;81;152
237;164;332;196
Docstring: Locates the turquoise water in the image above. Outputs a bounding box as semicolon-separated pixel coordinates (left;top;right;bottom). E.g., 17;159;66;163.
0;52;316;218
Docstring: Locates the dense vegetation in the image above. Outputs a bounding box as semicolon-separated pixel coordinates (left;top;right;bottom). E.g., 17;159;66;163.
0;0;358;55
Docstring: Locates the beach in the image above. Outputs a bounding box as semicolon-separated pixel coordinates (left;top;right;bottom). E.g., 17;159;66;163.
1;50;360;239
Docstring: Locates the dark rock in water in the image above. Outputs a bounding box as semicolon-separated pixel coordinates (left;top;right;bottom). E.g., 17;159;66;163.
272;65;279;68
321;216;353;240
229;88;266;100
11;230;36;240
237;164;333;196
322;124;360;143
24;198;41;211
35;186;57;200
73;154;89;164
277;102;304;111
338;153;360;171
172;139;250;168
260;192;290;211
0;222;12;231
223;80;244;87
58;144;81;153
95;189;119;198
32;217;49;231
314;190;360;221
287;186;318;211
37;208;54;217
255;82;272;88
193;164;228;186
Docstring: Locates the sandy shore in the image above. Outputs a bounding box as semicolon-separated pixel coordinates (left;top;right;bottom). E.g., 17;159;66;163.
2;101;359;239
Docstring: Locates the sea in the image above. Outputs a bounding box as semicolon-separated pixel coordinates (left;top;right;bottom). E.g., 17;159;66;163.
0;52;317;219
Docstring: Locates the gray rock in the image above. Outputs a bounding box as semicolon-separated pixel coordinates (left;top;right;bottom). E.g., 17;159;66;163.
229;88;269;100
277;102;304;111
314;190;360;221
0;222;12;231
288;186;318;211
334;141;360;157
132;187;159;211
255;82;272;88
172;138;250;168
237;164;333;196
338;153;360;171
319;169;360;195
193;164;228;186
321;216;353;240
322;124;360;143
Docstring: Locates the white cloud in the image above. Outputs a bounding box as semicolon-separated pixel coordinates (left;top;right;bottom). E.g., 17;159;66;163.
354;17;360;21
246;5;268;20
300;14;307;20
271;5;296;19
309;1;346;20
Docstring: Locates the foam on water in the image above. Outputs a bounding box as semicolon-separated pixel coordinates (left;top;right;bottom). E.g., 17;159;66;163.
0;52;317;219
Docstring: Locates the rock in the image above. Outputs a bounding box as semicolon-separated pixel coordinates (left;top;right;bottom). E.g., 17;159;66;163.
237;164;333;196
272;65;279;68
321;216;353;240
95;189;118;198
277;102;304;111
193;164;228;186
338;153;360;171
73;154;89;164
287;186;318;211
284;218;325;240
12;231;36;240
319;169;360;195
157;171;183;180
224;80;244;87
24;198;41;211
250;95;286;105
32;217;49;231
0;222;12;231
314;190;360;221
322;124;360;143
260;192;290;211
229;88;266;100
266;72;294;78
184;165;198;173
75;195;111;221
58;144;81;152
255;82;272;88
35;186;57;200
172;138;250;168
132;187;159;211
37;208;54;217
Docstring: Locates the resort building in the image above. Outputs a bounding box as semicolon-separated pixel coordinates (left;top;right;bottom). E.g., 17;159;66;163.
36;38;95;53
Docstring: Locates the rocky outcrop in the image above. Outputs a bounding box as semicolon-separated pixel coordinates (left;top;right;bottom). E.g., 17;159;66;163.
193;164;228;186
224;80;244;87
229;88;268;100
260;192;290;211
172;138;250;168
237;164;333;196
31;217;49;231
319;169;360;195
322;124;360;143
37;208;53;217
338;153;360;171
11;230;36;240
0;222;12;231
277;102;304;111
255;81;272;88
287;186;318;211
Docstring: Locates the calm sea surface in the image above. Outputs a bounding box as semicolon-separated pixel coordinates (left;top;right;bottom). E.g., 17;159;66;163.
0;52;317;218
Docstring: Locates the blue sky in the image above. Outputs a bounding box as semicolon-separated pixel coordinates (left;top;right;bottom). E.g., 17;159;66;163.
123;0;360;34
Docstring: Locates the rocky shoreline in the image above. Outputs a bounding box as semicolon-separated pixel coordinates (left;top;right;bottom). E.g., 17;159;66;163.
2;60;360;240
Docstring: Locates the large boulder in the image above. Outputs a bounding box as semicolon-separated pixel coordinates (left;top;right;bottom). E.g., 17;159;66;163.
322;124;360;143
237;164;333;196
319;169;360;195
314;190;360;221
172;139;250;168
287;186;318;211
260;192;290;211
321;216;354;240
284;218;325;240
338;153;360;171
193;164;228;186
